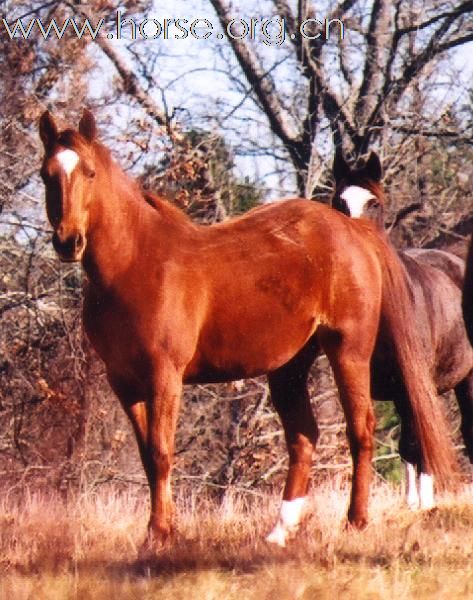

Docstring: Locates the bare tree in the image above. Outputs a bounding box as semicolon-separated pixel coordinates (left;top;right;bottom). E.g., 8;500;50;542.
206;0;473;196
64;0;472;238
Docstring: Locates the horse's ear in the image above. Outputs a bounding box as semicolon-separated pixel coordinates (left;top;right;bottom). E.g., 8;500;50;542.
79;109;97;142
364;152;382;182
39;111;58;152
333;148;351;182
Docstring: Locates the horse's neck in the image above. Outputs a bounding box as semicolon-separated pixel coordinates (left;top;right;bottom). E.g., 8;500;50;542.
83;148;197;288
84;162;152;286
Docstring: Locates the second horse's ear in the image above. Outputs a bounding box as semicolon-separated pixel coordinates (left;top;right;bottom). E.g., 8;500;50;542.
39;111;58;152
78;109;97;142
364;152;382;182
333;148;351;183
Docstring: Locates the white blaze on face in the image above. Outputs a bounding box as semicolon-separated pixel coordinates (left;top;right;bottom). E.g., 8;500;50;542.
340;185;376;218
266;497;306;548
56;148;79;180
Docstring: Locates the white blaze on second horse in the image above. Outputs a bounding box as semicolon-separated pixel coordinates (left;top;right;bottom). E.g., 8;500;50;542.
405;462;435;510
56;148;79;179
266;497;306;548
340;185;376;218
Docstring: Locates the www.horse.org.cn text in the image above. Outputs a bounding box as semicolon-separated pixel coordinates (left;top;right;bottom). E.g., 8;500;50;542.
1;13;346;45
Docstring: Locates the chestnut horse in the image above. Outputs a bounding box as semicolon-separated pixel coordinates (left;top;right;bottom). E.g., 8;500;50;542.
332;151;472;509
39;110;457;551
464;234;473;345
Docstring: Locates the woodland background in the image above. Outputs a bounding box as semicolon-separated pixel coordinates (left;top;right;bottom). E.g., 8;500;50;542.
1;0;473;499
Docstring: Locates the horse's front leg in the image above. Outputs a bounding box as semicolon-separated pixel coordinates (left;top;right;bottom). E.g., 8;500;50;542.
108;375;153;483
109;368;182;551
145;363;183;548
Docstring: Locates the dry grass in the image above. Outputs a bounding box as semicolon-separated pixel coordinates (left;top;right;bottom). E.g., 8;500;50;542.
0;481;472;599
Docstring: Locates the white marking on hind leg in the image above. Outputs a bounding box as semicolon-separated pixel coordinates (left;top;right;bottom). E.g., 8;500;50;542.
419;473;435;510
266;497;306;548
56;148;79;179
405;462;420;510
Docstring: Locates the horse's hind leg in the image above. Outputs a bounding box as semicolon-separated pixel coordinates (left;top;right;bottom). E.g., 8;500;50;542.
324;340;375;529
266;342;320;547
454;370;473;463
392;393;434;510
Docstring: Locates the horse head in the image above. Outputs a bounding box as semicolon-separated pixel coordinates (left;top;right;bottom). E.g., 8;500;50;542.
39;110;97;262
332;150;386;230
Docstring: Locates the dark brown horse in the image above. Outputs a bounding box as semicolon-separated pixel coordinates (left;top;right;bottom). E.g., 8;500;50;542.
332;151;472;509
39;110;457;551
463;234;473;345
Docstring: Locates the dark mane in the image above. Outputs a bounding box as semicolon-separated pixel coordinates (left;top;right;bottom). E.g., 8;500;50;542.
141;190;195;227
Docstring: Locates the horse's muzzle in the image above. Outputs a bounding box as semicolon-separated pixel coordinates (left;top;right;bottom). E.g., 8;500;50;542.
52;230;86;262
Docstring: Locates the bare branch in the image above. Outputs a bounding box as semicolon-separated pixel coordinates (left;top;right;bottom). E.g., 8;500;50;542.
396;1;473;36
392;126;473;145
209;0;300;148
355;0;393;125
93;38;168;128
389;9;469;107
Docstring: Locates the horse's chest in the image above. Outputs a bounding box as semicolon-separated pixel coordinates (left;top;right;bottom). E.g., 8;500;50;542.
83;291;153;373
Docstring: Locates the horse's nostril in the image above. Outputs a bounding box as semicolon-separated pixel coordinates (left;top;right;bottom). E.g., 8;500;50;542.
52;230;85;261
52;231;63;252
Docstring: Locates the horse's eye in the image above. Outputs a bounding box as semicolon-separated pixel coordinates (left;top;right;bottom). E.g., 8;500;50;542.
83;165;96;179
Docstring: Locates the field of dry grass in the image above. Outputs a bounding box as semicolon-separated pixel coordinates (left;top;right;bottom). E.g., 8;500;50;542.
0;480;472;599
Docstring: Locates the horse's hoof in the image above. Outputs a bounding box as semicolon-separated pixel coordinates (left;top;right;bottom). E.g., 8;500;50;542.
346;516;368;531
407;499;420;511
138;529;172;559
265;526;288;548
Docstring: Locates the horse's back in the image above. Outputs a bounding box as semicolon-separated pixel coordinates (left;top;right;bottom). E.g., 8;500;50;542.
400;250;472;391
199;199;383;288
406;248;465;288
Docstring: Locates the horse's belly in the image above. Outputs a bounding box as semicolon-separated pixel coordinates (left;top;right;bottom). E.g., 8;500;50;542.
429;299;473;391
434;341;473;392
184;313;319;383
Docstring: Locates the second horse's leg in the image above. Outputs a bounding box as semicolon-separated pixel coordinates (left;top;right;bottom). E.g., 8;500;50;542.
393;393;434;510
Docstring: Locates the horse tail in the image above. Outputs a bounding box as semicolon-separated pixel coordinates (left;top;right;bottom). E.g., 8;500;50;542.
463;233;473;345
376;235;458;490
